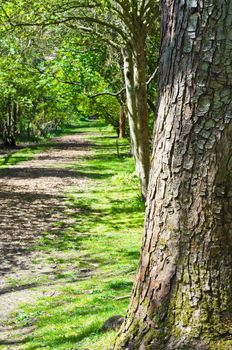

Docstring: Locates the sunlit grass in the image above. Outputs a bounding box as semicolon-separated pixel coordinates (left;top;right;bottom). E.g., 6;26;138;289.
4;121;144;350
0;147;41;168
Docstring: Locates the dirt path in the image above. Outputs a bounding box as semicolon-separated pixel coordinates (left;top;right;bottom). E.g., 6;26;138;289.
0;133;93;348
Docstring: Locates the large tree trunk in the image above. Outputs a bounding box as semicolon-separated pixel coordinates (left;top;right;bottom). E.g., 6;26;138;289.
114;1;232;349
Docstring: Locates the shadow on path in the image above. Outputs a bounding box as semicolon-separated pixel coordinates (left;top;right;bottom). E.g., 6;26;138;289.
0;134;93;277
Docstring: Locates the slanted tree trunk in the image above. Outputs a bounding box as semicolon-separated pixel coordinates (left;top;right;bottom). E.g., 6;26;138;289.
114;1;232;349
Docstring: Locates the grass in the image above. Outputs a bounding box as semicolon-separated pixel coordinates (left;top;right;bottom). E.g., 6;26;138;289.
1;121;144;350
0;121;100;168
0;146;43;168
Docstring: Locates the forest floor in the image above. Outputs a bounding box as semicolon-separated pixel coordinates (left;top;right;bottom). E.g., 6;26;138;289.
0;122;144;350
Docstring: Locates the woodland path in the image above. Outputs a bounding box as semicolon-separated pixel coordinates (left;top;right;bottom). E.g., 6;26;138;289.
0;132;94;349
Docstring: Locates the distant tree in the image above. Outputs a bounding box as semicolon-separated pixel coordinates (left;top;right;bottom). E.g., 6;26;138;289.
51;34;122;130
114;1;232;349
1;0;159;198
0;20;121;144
0;26;69;144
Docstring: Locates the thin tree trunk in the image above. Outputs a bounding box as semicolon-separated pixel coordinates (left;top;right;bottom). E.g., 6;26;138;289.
114;1;232;349
27;122;31;140
4;101;16;146
1;119;7;144
6;101;12;144
11;101;18;145
119;104;126;138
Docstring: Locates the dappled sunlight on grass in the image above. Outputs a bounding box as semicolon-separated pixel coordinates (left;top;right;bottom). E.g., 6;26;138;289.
0;147;43;168
3;122;144;350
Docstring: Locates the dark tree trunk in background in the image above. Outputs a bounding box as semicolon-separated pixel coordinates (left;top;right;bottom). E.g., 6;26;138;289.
12;101;19;144
3;101;18;146
119;104;126;138
114;1;232;349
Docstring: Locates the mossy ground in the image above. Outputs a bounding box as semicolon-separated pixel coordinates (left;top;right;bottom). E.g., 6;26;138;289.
0;121;144;350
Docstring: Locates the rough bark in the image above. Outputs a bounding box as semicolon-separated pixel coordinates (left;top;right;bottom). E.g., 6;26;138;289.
133;31;150;201
118;1;159;199
114;1;232;349
123;40;150;200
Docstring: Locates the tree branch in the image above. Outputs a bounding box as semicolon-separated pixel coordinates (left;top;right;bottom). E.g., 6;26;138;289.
7;13;128;42
50;72;82;86
65;24;121;49
146;67;158;88
88;87;125;99
1;5;14;26
147;97;156;115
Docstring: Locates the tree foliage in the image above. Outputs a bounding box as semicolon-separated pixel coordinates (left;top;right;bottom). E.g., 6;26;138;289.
0;0;160;198
0;9;124;144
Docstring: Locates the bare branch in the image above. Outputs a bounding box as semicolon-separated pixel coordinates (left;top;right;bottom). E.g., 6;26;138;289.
1;5;14;26
54;78;82;86
88;87;125;99
49;71;82;86
146;67;158;87
65;23;121;49
8;13;128;42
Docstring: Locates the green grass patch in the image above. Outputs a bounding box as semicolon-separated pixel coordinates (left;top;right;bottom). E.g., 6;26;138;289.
6;121;144;350
0;120;104;169
0;146;42;168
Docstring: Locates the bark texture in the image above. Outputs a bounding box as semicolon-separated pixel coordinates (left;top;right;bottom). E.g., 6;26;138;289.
119;1;158;200
123;40;150;200
114;1;232;349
